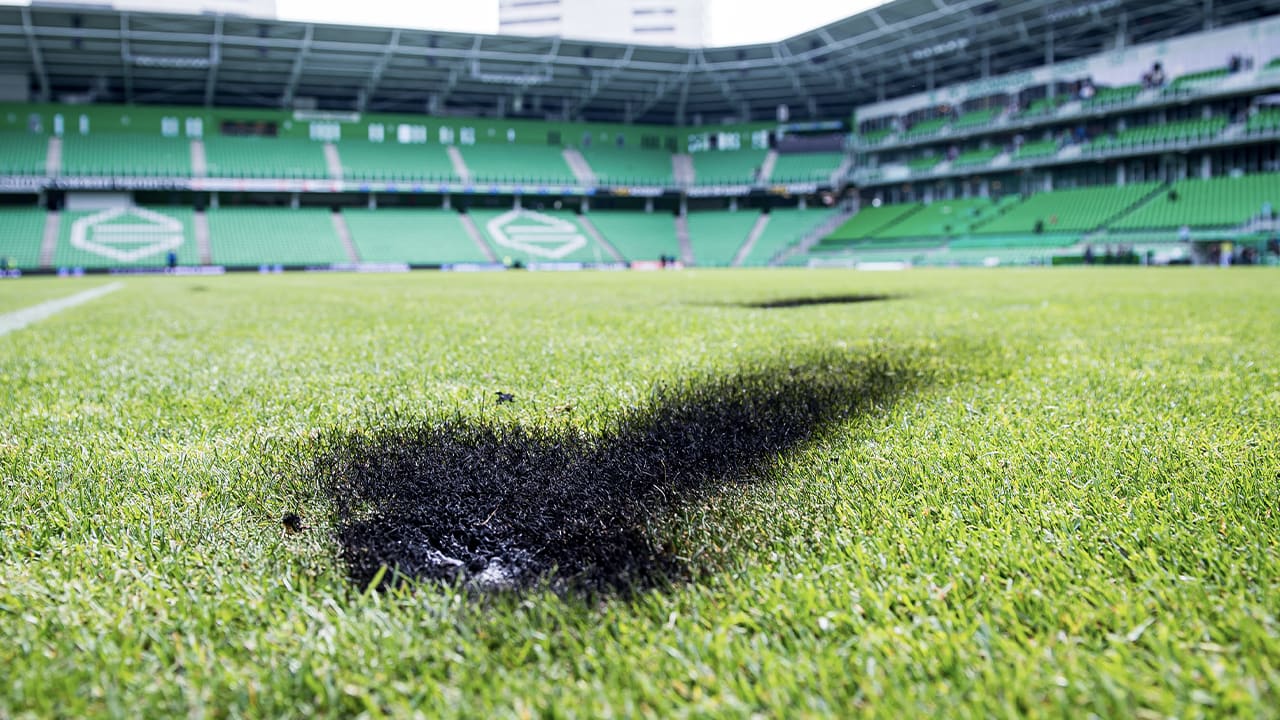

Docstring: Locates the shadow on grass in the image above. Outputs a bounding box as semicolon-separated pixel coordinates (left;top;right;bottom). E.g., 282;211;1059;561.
714;294;897;310
313;351;917;595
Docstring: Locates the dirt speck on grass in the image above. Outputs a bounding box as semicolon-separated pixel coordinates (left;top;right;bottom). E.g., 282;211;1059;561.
314;352;915;595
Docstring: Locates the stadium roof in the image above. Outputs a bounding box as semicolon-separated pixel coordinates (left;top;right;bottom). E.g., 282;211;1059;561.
2;0;1279;125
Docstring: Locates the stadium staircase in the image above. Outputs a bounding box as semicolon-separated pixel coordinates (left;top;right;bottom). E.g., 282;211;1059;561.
46;136;61;176
577;215;624;263
831;155;854;186
686;211;762;266
457;211;498;262
675;213;694;264
330;211;361;262
39;210;59;268
446;146;471;184
672;154;695;186
323;143;343;180
771;204;859;265
194;210;212;264
758;151;779;184
731;212;771;267
190;139;207;178
562;148;595;186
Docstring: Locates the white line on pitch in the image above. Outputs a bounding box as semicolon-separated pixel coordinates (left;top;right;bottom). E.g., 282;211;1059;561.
0;282;124;338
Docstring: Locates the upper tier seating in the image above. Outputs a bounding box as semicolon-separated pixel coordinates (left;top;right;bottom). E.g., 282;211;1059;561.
60;135;191;177
1021;96;1066;118
822;204;922;245
203;137;330;179
953;108;1000;131
1015;140;1060;160
685;211;757;265
0;208;47;268
907;156;942;171
952;147;1001;168
859;129;893;146
1083;85;1142;109
343;209;487;264
588;211;680;262
1165;68;1229;93
1245;109;1280;135
207;208;347;265
769;152;845;183
974;183;1160;235
580;147;673;186
468;209;608;264
459;145;577;185
0;133;48;175
903;117;949;140
740;209;827;266
1112;173;1280;230
691;150;768;185
1088;117;1227;151
336;142;458;182
54;207;198;268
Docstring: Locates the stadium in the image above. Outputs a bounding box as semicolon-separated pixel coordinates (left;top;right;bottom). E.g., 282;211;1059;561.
0;0;1278;715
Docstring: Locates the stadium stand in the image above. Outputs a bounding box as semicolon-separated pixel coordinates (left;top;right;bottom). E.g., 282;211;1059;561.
1112;173;1280;230
1020;96;1066;118
685;211;757;265
903;117;949;140
821;203;921;244
336;142;458;182
0;132;48;175
953;108;1000;131
207;208;348;266
1245;108;1280;135
975;183;1160;235
740;209;827;266
1165;67;1229;93
60;135;191;177
0;208;46;268
1088;117;1227;151
951;147;1001;168
587;211;680;262
1015;140;1060;160
53;207;198;268
769;152;845;183
876;196;1003;239
907;156;942;172
579;147;674;186
203;137;330;179
691;150;768;185
468;209;609;264
1083;84;1143;109
459;145;578;185
858;129;893;146
343;209;488;264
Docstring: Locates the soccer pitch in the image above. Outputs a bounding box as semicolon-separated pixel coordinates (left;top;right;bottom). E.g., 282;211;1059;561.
1;268;1277;716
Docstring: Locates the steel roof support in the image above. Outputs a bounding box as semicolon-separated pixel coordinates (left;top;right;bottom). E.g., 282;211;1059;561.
358;28;399;112
204;14;222;106
20;8;49;102
281;24;312;107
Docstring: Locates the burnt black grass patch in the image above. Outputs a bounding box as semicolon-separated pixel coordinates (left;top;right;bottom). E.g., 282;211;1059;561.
313;352;916;595
731;294;896;309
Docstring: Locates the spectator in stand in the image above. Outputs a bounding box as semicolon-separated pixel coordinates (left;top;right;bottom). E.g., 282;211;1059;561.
1079;80;1096;100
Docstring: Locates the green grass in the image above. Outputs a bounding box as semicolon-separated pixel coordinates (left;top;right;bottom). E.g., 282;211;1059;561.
1;268;1278;717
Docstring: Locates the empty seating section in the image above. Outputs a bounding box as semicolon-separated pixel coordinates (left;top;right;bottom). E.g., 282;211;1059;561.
1113;173;1280;230
740;210;825;266
204;137;329;179
1021;96;1065;117
877;197;999;239
343;209;486;264
1089;117;1227;151
952;147;1000;168
769;152;844;183
976;183;1159;235
589;212;680;262
581;147;673;186
460;145;577;185
948;235;1075;249
208;209;347;266
953;108;999;130
1246;109;1280;134
685;211;756;265
60;135;191;177
903;117;949;140
0;208;46;267
0;133;47;175
692;150;767;185
1166;68;1228;92
336;142;457;182
859;129;893;145
1083;85;1142;109
1016;140;1059;160
821;204;921;246
468;209;607;264
53;207;198;268
908;156;941;171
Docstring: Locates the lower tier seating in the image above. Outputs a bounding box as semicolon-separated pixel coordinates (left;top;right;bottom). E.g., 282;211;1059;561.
1112;173;1280;230
588;211;680;262
468;208;609;264
54;206;198;268
207;208;347;266
685;211;757;266
0;208;47;268
975;183;1160;235
344;209;488;264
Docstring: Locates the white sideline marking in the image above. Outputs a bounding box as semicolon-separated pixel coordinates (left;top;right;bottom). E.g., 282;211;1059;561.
0;282;124;337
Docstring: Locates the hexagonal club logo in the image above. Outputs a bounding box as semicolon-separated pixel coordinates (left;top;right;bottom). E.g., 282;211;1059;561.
485;209;587;260
70;207;185;263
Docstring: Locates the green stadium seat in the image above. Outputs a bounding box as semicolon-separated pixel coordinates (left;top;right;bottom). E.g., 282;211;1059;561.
691;150;768;186
336;142;458;183
1083;85;1142;110
1015;140;1060;160
0;132;49;175
819;204;922;248
1165;68;1229;93
0;208;47;268
60;135;191;177
952;108;1000;131
907;155;942;172
769;152;845;184
203;137;330;179
469;209;610;264
1020;96;1066;118
858;129;893;146
975;183;1160;235
685;211;757;265
207;208;348;266
459;145;578;185
902;117;949;140
951;147;1001;168
579;147;673;186
1087;117;1227;152
53;206;198;269
740;209;830;266
344;209;489;265
1112;173;1280;230
1245;109;1280;136
588;212;680;262
875;197;1000;240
